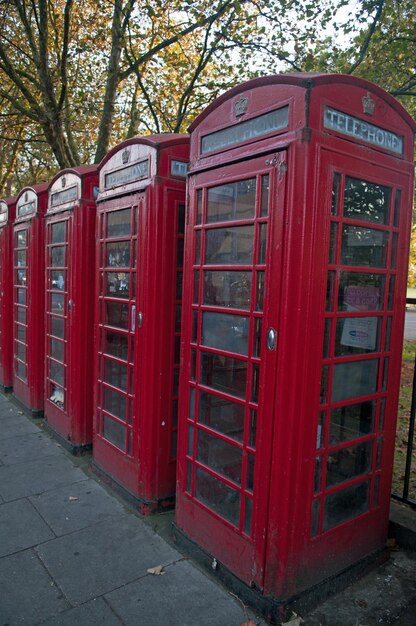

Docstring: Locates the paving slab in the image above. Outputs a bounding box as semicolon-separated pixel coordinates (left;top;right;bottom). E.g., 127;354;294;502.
0;498;55;557
36;514;181;605
0;550;70;625
35;597;123;626
29;479;126;536
0;431;63;465
105;558;262;626
0;413;41;439
0;455;87;502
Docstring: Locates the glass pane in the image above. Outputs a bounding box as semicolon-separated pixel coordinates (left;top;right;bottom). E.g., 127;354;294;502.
326;441;372;487
323;481;369;531
203;271;252;310
258;223;267;265
251;364;259;403
320;365;329;404
323;319;331;358
104;302;129;329
102;330;128;360
260;175;270;217
200;352;247;399
51;246;65;267
17;307;26;324
50;384;64;409
106;272;130;298
17;288;26;305
107;208;131;238
177;238;184;266
205;225;254;265
311;499;321;537
341;225;388;268
17;231;27;246
202;311;249;355
198;391;245;442
252;318;262;358
249;409;257;448
16;324;26;343
314;456;322;494
196;189;203;225
329;400;376;444
256;271;265;311
195;467;240;527
247;453;255;491
17;250;27;266
50;361;65;386
197;430;242;485
175;305;182;333
51;316;65;339
329;222;338;264
391;232;398;270
103;415;125;451
332;359;378;402
50;338;64;362
331;173;341;216
193;271;200;303
176;271;183;300
104;359;128;392
335;317;380;355
51;222;66;243
206;179;255;223
317;411;325;449
16;342;26;361
103;386;127;420
393;190;401;227
16;360;27;381
326;271;335;312
51;271;65;291
51;293;65;314
388;275;395;310
344;177;390;224
338;272;385;311
106;241;130;268
195;230;201;264
17;270;26;286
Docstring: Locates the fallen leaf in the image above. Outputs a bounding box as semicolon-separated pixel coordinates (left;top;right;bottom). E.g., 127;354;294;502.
240;620;257;626
68;496;78;501
147;565;165;576
282;613;304;626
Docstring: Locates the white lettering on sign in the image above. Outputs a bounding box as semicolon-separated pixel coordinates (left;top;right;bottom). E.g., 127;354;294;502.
50;185;78;207
324;107;403;155
104;159;149;189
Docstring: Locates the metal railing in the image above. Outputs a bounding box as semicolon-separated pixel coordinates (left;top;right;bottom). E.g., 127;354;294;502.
392;298;416;508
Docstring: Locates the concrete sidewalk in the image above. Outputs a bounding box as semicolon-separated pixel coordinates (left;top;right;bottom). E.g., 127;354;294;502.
0;391;415;626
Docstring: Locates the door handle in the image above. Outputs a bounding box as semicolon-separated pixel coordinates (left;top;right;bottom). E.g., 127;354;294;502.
137;311;143;328
267;327;277;351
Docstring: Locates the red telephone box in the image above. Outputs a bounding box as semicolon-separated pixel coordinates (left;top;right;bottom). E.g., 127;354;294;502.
93;134;189;512
175;74;415;615
44;166;98;450
13;184;48;414
0;196;16;391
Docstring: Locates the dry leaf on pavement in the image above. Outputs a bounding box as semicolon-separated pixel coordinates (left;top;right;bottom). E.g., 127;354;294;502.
147;565;165;576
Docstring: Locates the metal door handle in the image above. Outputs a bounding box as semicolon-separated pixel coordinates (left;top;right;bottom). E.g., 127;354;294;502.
267;328;277;351
137;311;143;328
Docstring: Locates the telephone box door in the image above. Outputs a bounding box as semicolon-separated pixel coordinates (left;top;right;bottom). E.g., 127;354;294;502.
95;196;142;470
45;215;72;421
176;152;287;586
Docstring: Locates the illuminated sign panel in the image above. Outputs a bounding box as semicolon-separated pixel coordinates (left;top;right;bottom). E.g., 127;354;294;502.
201;106;289;154
50;185;78;207
105;159;149;189
324;107;403;155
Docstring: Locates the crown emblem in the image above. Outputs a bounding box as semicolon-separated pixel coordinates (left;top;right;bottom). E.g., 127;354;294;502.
122;148;130;164
61;176;66;188
24;192;28;201
362;92;375;116
234;96;248;117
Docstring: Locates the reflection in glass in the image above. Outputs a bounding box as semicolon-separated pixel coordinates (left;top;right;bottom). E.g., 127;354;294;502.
205;225;254;265
51;246;65;267
51;271;65;291
195;230;201;264
323;481;369;530
326;441;372;487
253;318;262;358
317;411;325;449
195;467;240;527
17;307;26;324
247;453;255;491
106;241;130;268
203;270;251;309
251;364;259;403
107;208;131;238
320;365;329;404
331;173;341;216
323;319;331;358
50;338;64;362
258;223;267;265
202;311;249;355
102;330;128;360
332;359;378;402
207;179;255;223
314;456;322;494
197;429;242;485
339;272;384;311
260;175;270;217
105;301;129;329
17;230;27;247
335;317;380;355
341;225;388;268
344;177;390;224
17;250;27;266
50;360;65;386
51;221;66;243
106;272;130;298
388;275;395;310
329;222;338;264
17;270;26;286
196;189;203;225
103;386;127;420
193;271;200;303
200;352;247;398
198;391;245;442
391;232;398;270
16;323;26;343
16;341;26;361
51;293;65;314
103;414;125;450
104;359;128;392
16;360;27;381
51;316;65;339
326;271;335;312
249;409;257;448
17;288;26;304
329;400;375;444
256;271;265;311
